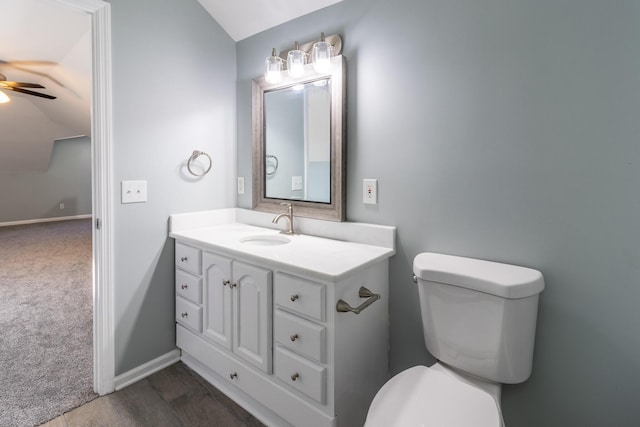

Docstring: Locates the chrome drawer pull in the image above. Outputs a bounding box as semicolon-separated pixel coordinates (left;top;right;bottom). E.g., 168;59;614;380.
290;294;299;302
181;312;188;318
336;287;381;314
291;373;300;381
181;284;188;289
230;372;237;380
290;334;299;342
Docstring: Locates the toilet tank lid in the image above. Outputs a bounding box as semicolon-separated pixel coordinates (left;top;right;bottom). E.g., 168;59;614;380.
413;252;544;299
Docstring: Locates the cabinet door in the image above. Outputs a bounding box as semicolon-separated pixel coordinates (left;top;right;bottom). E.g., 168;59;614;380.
203;252;233;350
232;261;272;373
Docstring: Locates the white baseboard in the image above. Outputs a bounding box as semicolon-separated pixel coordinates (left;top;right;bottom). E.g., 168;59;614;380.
114;349;181;391
0;214;92;227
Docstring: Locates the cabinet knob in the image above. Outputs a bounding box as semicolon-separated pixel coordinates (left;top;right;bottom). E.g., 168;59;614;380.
181;284;188;289
223;280;230;287
230;372;237;380
181;312;188;318
230;283;237;288
290;294;299;302
290;334;299;342
180;256;188;262
291;373;300;381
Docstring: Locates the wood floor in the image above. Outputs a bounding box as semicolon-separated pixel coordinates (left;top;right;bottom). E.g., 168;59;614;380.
41;362;265;427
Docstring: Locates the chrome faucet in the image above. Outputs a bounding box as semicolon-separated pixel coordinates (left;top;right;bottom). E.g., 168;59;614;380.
273;202;294;235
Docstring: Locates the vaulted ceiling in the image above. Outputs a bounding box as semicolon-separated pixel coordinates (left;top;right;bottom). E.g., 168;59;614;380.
0;0;342;172
0;0;90;172
196;0;343;41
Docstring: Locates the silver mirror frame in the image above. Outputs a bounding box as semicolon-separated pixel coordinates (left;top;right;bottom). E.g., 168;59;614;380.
252;55;346;221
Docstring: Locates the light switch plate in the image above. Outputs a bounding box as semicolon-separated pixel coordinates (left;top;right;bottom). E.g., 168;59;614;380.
237;177;245;195
121;180;148;204
363;179;377;204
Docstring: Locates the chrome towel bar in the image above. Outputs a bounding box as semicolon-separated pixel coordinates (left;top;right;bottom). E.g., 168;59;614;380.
336;287;381;314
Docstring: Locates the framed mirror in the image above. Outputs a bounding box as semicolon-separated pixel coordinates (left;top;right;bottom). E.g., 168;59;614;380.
252;55;346;221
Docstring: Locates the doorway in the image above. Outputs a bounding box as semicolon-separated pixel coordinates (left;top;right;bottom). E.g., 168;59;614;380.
0;0;113;410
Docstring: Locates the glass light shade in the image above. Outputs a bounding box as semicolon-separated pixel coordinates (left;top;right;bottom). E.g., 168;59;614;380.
0;91;9;104
265;49;284;84
312;41;333;73
287;43;306;78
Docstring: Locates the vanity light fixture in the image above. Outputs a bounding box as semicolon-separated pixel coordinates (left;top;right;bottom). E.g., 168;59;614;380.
0;91;9;104
312;32;334;73
262;33;342;83
265;48;284;84
287;41;306;78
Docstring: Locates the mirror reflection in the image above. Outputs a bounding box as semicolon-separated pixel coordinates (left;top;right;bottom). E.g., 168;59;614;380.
252;55;345;221
264;78;331;203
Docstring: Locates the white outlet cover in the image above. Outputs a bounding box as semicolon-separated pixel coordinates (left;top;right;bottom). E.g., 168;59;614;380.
363;179;377;204
292;176;303;191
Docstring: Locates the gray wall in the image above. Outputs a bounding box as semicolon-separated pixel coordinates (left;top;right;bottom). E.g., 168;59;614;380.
237;0;640;425
109;0;236;374
0;137;91;223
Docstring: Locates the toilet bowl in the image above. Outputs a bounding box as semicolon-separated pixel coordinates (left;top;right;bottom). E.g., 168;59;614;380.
365;363;503;427
364;252;544;427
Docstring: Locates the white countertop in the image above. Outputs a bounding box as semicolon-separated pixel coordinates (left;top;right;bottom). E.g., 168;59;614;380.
170;222;395;281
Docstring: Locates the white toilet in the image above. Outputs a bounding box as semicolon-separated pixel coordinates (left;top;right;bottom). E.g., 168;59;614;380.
365;252;545;427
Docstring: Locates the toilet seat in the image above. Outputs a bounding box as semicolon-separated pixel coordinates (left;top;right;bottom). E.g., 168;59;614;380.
364;365;502;427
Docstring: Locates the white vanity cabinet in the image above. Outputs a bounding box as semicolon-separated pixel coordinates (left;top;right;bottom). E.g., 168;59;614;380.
172;228;391;427
175;243;203;332
202;252;272;373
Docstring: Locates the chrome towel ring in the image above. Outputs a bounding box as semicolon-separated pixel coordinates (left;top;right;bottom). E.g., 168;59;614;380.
187;150;212;176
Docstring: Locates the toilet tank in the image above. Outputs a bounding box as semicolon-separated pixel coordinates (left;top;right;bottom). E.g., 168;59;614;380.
413;253;544;384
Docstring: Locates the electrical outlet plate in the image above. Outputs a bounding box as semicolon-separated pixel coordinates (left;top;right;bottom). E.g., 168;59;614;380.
292;176;303;191
121;180;148;204
363;179;377;204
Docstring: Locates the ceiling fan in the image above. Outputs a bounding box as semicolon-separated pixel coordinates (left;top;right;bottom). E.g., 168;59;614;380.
0;73;56;100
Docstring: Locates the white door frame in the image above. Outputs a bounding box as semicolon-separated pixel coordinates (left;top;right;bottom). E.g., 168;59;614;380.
54;0;114;395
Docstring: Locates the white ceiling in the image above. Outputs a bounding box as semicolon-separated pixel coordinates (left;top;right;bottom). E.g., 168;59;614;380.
1;0;341;172
0;0;91;172
196;0;344;41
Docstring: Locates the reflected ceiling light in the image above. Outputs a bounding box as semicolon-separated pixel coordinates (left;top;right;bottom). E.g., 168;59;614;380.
265;48;284;84
0;91;9;104
262;33;342;83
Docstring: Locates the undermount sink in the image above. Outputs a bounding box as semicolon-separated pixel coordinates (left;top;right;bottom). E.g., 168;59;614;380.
240;235;291;246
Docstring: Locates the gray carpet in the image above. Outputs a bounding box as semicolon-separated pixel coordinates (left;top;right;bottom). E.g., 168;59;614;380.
0;219;98;426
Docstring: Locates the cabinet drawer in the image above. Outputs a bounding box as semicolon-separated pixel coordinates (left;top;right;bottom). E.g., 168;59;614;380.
176;242;201;275
275;309;326;363
275;346;326;404
274;273;325;322
176;270;202;304
178;325;335;427
176;297;202;332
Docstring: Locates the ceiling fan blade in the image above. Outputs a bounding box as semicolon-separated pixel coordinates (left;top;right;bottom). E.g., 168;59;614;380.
4;86;56;100
0;60;57;66
0;61;65;88
0;81;45;89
